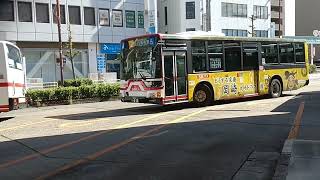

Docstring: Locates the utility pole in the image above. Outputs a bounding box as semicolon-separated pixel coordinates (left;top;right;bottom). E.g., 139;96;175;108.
249;15;256;37
278;0;281;37
56;0;64;85
206;0;211;31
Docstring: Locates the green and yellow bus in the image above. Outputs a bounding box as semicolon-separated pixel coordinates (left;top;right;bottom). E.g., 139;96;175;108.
119;33;309;105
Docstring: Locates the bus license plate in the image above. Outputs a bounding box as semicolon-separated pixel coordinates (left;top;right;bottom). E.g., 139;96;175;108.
129;91;145;97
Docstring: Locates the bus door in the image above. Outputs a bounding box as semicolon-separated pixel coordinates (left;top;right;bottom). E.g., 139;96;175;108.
163;51;188;103
242;43;260;95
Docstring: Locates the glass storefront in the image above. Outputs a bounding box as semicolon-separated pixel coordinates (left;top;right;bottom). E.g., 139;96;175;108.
22;48;89;82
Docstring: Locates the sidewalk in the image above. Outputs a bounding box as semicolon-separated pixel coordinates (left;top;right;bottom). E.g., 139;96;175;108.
286;140;320;180
274;80;320;180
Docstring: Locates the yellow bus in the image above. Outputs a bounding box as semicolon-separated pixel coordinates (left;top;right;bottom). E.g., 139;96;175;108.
120;33;309;105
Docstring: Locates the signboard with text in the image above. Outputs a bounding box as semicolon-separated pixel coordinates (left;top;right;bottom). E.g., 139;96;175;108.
97;55;106;73
138;11;144;28
100;43;121;54
99;9;110;26
125;11;136;28
112;10;123;27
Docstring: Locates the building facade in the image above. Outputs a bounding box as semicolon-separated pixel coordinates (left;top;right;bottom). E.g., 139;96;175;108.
158;0;271;38
270;0;295;37
295;0;320;64
0;0;146;82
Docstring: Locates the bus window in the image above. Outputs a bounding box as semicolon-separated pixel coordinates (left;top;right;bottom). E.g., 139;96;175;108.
224;42;241;71
279;43;294;64
208;41;224;71
191;40;207;72
242;43;259;70
261;43;279;65
295;43;305;63
6;44;22;70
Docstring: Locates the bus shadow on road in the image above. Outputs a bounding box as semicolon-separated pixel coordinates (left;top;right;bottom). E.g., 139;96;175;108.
1;91;319;179
46;94;296;121
0;117;13;123
0;110;298;179
46;103;193;121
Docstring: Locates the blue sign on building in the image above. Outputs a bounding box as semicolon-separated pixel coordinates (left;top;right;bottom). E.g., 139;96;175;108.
100;43;121;54
97;55;106;73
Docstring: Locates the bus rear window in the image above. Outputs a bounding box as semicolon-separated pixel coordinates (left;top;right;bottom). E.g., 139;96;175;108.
6;44;22;70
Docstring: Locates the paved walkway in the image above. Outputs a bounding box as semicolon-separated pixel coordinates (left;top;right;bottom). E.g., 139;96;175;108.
280;78;320;180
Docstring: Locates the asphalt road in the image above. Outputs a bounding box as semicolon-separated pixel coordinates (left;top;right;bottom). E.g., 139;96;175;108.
0;79;319;180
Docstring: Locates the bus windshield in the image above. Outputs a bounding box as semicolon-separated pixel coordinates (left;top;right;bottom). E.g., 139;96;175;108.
121;45;161;80
6;44;23;70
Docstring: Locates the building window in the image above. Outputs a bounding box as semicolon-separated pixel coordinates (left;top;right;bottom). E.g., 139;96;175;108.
0;1;14;21
99;9;110;26
84;7;95;25
255;30;268;37
186;28;196;31
254;5;268;19
262;43;279;64
125;10;135;28
221;2;247;18
69;6;81;25
222;29;247;37
18;2;32;22
192;41;206;72
36;3;49;23
275;30;283;37
208;41;224;71
186;2;195;19
52;4;66;24
279;43;294;64
295;43;305;63
271;6;282;12
164;7;168;25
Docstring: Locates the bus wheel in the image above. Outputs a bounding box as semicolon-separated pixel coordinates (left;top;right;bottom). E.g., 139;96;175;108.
269;79;282;98
193;84;212;106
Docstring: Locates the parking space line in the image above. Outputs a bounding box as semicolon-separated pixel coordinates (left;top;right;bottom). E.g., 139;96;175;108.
0;119;56;133
0;111;170;170
36;107;212;180
288;102;305;139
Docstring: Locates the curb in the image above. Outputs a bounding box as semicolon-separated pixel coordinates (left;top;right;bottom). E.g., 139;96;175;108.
272;139;295;180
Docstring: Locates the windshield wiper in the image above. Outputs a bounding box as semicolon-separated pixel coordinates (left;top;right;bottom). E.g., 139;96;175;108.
138;71;147;80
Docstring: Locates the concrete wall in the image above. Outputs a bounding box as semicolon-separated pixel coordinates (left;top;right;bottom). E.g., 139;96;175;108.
295;0;320;36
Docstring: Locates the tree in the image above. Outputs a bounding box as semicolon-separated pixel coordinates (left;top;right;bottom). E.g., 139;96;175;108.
63;24;80;79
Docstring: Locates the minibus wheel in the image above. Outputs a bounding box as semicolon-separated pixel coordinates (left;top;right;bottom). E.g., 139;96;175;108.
269;79;282;98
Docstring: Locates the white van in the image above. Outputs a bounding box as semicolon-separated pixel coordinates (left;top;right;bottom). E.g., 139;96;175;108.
0;41;26;112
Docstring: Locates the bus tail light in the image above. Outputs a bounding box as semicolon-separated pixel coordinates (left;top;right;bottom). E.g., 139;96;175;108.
120;81;128;90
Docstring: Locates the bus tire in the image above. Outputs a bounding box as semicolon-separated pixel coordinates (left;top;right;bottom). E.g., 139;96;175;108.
269;78;282;98
9;98;14;111
193;84;213;106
